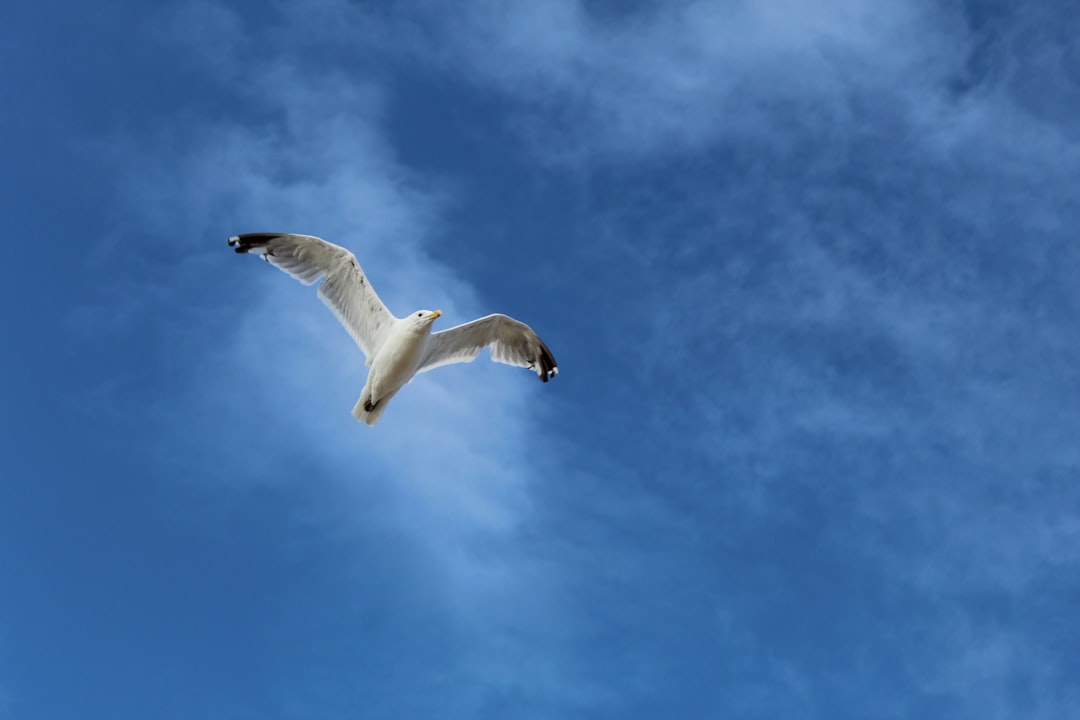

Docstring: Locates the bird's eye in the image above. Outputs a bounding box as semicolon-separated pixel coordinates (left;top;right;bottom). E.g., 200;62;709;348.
417;312;422;317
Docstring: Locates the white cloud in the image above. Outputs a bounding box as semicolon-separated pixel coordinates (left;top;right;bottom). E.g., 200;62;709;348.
176;0;970;164
907;611;1079;720
384;0;968;161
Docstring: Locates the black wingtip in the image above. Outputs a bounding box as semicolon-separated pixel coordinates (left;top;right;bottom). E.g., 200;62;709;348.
537;344;557;382
227;233;288;254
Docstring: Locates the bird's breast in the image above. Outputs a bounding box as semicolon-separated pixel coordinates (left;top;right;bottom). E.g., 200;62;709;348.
370;327;430;392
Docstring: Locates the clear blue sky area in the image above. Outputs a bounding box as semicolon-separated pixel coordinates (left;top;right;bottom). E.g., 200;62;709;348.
3;1;1079;718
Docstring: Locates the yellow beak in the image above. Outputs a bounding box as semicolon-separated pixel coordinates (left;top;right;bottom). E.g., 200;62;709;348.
431;310;442;319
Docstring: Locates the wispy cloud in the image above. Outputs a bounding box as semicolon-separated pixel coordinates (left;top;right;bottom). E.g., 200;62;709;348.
388;0;971;162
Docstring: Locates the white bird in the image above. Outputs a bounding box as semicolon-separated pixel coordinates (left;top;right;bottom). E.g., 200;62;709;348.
228;233;558;425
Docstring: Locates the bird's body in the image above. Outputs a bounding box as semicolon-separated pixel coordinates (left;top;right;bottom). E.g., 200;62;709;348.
353;310;441;424
228;233;557;425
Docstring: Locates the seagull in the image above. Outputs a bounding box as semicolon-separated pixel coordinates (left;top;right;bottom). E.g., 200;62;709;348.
228;233;557;425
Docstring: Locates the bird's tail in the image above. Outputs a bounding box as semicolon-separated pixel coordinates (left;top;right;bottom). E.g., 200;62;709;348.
351;389;395;426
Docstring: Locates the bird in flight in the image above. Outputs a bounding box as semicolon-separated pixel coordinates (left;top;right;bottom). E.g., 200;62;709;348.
228;233;558;425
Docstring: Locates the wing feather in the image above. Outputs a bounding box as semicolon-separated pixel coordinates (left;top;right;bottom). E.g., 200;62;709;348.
228;233;395;362
418;313;558;382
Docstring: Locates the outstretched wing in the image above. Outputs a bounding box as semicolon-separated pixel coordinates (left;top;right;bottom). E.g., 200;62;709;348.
228;233;395;363
417;313;558;382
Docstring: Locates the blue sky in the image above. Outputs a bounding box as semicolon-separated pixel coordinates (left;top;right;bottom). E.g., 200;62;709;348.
3;0;1079;717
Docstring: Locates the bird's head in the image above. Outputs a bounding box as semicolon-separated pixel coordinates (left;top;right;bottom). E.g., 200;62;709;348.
410;309;442;329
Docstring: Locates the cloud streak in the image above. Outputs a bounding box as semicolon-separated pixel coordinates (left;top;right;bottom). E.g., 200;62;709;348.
384;0;972;162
